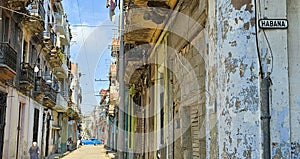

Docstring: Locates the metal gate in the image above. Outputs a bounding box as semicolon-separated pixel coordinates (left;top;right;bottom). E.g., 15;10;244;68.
0;92;8;158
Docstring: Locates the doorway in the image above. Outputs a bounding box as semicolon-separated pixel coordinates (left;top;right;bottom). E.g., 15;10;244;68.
0;92;7;159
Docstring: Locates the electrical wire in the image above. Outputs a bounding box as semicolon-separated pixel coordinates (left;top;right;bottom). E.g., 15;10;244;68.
75;0;93;82
258;0;274;76
0;5;42;21
254;0;264;79
254;0;274;78
262;30;274;76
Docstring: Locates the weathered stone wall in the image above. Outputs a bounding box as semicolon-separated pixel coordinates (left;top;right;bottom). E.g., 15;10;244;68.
169;30;207;159
140;0;299;158
215;0;261;158
166;0;208;158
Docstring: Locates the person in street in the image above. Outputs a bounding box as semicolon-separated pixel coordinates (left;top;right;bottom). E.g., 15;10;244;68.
77;137;81;149
29;142;39;159
66;137;73;151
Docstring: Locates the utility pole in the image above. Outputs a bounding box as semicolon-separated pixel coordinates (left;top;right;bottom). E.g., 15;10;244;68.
117;0;125;157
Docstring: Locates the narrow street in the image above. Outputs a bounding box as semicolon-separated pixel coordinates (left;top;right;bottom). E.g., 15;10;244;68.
61;145;115;159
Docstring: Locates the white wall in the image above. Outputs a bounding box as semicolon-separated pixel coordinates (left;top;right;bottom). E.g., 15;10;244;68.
288;0;300;158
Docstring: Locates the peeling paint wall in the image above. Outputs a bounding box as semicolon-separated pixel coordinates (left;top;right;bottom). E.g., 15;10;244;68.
288;0;300;158
138;0;299;158
215;0;261;158
257;0;291;158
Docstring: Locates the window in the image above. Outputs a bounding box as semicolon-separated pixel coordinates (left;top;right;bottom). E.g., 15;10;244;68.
2;16;9;42
22;41;28;63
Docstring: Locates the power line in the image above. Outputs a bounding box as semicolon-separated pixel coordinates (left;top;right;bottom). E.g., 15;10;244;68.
0;5;42;21
75;0;93;86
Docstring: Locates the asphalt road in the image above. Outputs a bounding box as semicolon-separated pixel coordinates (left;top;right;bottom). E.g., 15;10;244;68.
61;145;115;159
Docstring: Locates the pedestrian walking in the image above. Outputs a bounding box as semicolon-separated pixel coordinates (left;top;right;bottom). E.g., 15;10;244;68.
29;142;39;159
67;137;73;151
77;137;81;149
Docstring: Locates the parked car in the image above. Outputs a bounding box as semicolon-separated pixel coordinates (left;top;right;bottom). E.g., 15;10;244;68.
81;138;101;145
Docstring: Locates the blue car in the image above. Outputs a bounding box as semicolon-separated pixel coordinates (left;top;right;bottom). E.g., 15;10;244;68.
81;138;101;145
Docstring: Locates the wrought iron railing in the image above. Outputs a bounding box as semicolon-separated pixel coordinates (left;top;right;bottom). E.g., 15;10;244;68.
0;42;17;72
34;76;46;92
19;63;34;84
44;84;57;103
30;0;45;21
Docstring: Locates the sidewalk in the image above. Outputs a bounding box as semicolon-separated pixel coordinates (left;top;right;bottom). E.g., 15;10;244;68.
48;151;70;159
50;145;116;159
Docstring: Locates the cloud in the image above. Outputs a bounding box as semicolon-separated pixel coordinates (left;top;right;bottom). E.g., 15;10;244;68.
63;0;118;114
71;23;116;114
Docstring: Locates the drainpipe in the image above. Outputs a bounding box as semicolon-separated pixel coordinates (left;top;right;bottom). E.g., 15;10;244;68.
260;77;271;159
117;0;125;157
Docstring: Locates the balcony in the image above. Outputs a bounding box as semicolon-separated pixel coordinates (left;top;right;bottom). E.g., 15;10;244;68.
0;42;17;81
29;0;45;20
55;12;70;45
53;0;63;12
33;75;46;100
55;62;68;78
7;0;29;11
43;84;57;108
43;30;56;48
19;63;34;91
33;72;46;100
54;92;68;112
46;48;63;68
22;0;45;34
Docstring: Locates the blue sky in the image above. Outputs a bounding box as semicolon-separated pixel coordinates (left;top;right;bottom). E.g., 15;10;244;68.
62;0;119;114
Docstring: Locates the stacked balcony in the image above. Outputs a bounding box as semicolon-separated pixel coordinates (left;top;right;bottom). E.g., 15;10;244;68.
0;42;17;81
33;73;46;100
43;83;57;108
45;48;63;68
54;92;68;112
22;0;45;34
19;63;34;91
7;0;29;11
43;27;56;49
55;12;70;45
55;61;68;78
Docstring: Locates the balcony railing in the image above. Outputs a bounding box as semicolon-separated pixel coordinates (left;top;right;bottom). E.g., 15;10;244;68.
43;30;56;46
30;0;45;21
33;75;45;100
44;84;57;103
54;11;69;43
19;63;34;90
7;0;29;11
0;42;17;72
20;63;34;83
56;93;68;111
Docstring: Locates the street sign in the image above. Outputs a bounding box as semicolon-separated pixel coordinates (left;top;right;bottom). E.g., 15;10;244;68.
258;19;288;29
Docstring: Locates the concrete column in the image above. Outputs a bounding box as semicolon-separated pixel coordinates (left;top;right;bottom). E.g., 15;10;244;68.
258;0;290;158
288;0;300;158
216;0;261;158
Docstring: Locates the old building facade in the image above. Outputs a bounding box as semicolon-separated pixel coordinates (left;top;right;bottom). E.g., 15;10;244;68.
115;0;300;158
0;0;80;158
